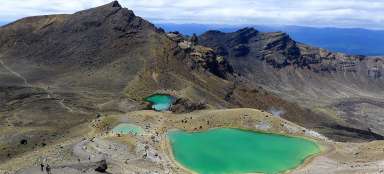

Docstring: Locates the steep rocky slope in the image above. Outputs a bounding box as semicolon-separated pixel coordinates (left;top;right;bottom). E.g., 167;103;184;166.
199;28;384;137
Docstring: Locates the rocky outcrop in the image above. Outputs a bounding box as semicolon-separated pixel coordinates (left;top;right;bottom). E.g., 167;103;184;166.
186;45;233;79
166;31;234;79
199;28;375;71
200;28;302;68
190;33;198;45
95;160;108;173
170;98;207;113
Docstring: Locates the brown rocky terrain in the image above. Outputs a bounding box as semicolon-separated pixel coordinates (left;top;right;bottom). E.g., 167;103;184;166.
1;1;384;173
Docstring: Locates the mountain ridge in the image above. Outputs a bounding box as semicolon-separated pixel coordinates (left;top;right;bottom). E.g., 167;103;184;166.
158;23;384;56
199;27;384;137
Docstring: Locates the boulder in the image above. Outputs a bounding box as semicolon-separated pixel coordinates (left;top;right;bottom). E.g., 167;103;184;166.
95;160;108;173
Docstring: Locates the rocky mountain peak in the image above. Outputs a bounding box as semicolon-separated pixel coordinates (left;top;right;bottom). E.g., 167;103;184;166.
0;1;160;70
236;27;258;34
230;27;259;45
88;0;122;11
111;1;122;8
73;0;127;17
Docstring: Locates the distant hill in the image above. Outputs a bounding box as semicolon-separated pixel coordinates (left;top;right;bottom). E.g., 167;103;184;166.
155;23;239;36
156;23;384;56
275;26;384;56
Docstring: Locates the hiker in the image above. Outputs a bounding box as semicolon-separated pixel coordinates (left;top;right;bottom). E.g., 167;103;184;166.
46;164;51;174
40;163;44;172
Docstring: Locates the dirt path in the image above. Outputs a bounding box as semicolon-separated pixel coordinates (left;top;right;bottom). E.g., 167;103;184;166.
0;55;83;113
0;59;29;86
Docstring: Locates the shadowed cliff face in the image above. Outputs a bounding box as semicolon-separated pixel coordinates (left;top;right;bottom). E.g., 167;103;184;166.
199;28;384;137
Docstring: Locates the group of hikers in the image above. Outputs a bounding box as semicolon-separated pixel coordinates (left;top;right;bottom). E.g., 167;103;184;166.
40;163;51;174
38;154;93;173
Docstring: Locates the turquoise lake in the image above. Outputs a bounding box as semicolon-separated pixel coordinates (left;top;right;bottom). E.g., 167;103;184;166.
112;123;144;135
169;128;320;174
144;94;174;111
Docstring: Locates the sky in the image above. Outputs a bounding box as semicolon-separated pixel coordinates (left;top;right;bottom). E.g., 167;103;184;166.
0;0;384;29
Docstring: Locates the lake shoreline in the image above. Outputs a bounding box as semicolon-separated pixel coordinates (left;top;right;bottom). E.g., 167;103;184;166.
165;127;325;174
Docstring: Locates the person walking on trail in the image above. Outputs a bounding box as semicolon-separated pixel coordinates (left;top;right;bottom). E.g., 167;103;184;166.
40;163;45;172
46;164;51;174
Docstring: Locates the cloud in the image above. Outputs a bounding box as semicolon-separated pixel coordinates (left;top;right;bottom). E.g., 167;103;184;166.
0;0;383;29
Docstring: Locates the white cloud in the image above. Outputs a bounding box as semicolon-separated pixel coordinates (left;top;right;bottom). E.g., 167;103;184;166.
0;0;383;29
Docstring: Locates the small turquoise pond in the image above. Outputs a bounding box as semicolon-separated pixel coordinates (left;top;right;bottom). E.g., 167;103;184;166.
112;123;144;135
144;94;174;111
169;128;320;174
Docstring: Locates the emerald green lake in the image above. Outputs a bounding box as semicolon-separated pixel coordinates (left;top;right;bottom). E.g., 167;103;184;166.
169;128;320;174
144;94;174;111
112;123;144;135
